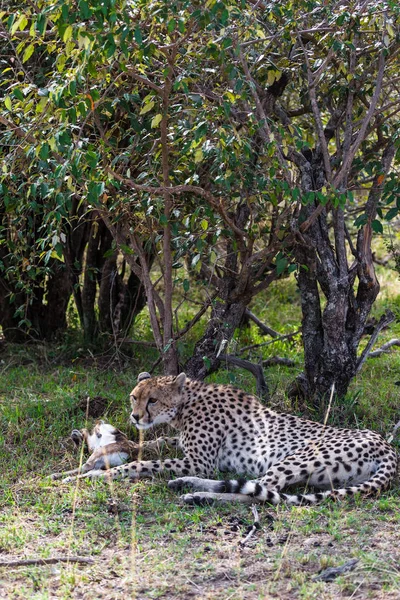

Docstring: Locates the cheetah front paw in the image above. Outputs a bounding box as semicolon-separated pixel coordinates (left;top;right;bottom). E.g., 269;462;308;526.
62;475;76;483
168;476;203;491
180;493;215;506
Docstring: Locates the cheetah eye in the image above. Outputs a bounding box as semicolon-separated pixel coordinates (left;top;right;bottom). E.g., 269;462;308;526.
148;397;158;405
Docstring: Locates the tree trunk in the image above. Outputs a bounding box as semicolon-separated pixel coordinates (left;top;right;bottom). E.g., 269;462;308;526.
292;143;394;402
184;300;248;380
0;259;73;342
98;256;147;337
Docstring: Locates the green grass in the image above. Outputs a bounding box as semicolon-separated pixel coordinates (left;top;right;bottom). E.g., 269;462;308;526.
1;271;400;599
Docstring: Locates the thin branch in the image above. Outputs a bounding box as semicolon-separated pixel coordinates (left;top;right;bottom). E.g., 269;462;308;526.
387;418;400;444
117;339;157;347
239;505;261;547
219;354;269;400
160;46;177;372
175;293;217;340
0;556;94;567
238;47;292;185
0;22;35;84
125;69;162;94
239;330;301;354
356;310;395;373
340;41;357;176
106;168;247;248
368;338;400;358
299;203;327;233
333;51;386;188
245;309;279;338
262;357;295;367
344;223;358;258
314;559;359;582
298;35;332;182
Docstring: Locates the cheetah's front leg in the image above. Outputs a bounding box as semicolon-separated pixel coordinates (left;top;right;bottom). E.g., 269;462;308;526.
63;457;200;483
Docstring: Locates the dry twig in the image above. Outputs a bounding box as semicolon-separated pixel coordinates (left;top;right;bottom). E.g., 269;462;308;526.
368;338;400;358
0;556;94;568
239;505;261;547
356;310;395;373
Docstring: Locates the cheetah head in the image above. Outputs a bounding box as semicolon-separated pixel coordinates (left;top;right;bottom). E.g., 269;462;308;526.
129;372;186;430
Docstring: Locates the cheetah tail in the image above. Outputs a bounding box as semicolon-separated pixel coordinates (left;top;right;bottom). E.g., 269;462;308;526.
220;459;398;506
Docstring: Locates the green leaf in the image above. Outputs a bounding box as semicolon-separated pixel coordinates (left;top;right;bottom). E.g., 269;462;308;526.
191;253;201;267
276;257;288;275
385;207;398;221
22;43;35;63
194;148;203;163
183;279;190;292
134;26;142;45
354;214;368;228
11;15;26;35
63;25;73;42
140;100;154;115
36;14;47;36
151;113;163;128
120;244;134;255
371;219;383;234
13;88;24;101
202;356;211;370
4;96;12;110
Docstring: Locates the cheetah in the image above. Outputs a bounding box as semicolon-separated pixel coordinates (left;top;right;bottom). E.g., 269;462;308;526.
69;373;398;506
51;420;177;483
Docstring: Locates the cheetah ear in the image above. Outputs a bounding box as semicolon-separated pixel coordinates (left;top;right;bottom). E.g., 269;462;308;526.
172;372;186;392
137;372;151;383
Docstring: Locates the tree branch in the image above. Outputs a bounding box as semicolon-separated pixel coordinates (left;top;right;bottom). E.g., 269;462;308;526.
245;309;279;337
298;35;332;182
239;330;300;354
356;310;395;373
105;168;247;249
219;354;269;400
238;47;292;185
333;51;386;188
369;338;400;358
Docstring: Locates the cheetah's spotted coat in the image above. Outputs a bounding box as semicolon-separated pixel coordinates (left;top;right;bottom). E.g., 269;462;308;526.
72;373;398;505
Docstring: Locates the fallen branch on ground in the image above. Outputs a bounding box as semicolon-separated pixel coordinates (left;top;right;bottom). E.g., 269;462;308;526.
0;556;94;567
368;338;400;357
313;558;359;582
356;310;395;373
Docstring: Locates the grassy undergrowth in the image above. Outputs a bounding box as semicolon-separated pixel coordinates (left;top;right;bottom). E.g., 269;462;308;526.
1;273;400;599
